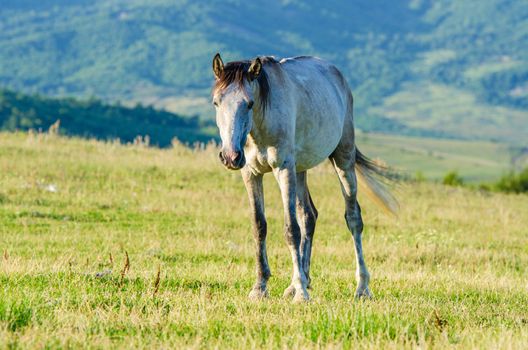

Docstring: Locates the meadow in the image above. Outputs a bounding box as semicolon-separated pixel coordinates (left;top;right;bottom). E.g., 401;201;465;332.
1;131;527;349
355;132;513;183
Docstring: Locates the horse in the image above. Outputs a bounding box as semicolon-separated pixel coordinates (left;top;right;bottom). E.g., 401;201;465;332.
211;53;397;302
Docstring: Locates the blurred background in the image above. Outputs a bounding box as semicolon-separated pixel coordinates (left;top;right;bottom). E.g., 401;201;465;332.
1;0;527;184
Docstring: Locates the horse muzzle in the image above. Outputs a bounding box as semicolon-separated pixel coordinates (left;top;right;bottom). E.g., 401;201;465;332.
219;149;246;170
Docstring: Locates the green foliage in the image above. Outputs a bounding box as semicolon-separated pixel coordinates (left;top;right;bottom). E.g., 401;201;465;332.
476;67;528;109
414;171;426;182
0;88;215;146
442;171;464;186
494;168;528;193
0;300;34;332
0;0;526;142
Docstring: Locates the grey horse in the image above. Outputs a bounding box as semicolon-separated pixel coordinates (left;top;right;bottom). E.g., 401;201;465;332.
211;54;397;302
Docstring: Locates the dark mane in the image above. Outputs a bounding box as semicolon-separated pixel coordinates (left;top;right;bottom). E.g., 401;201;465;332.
213;57;274;112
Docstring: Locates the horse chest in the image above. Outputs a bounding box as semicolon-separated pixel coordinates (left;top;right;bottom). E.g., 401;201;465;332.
244;144;273;173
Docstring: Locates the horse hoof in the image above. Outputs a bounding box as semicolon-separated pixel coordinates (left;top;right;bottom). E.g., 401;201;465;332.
282;285;296;298
293;289;310;303
248;288;268;300
354;287;373;300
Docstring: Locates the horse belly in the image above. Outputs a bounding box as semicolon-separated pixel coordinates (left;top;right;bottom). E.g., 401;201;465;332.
294;111;344;171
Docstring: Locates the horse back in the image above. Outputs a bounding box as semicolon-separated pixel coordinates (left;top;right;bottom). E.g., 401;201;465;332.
277;56;352;170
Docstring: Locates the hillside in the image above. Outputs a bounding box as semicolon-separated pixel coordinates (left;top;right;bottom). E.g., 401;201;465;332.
1;132;527;348
0;88;214;146
356;133;516;182
1;88;522;182
0;0;527;143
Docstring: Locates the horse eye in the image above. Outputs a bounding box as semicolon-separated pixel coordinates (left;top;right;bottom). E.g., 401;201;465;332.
213;100;219;107
248;101;254;110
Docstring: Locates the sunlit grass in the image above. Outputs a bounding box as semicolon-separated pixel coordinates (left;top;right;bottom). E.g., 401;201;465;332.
1;132;527;349
356;132;512;182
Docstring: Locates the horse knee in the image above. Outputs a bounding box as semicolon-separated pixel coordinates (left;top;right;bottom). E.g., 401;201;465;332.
284;221;302;246
298;202;317;240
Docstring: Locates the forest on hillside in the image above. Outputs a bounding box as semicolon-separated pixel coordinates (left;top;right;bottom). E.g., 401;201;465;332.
0;0;526;143
0;89;215;146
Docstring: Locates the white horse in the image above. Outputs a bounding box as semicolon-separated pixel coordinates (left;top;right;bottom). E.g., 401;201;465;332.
211;53;397;302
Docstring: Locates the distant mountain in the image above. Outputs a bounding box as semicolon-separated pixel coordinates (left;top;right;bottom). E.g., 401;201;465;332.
0;0;527;144
0;88;214;146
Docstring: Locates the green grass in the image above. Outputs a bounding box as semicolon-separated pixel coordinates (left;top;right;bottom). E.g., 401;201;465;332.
1;132;527;348
356;132;512;182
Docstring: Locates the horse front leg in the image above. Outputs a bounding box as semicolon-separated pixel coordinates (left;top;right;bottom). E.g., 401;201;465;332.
241;168;271;299
273;161;310;302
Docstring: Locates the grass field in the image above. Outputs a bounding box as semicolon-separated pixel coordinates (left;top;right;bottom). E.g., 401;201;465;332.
355;132;513;183
1;132;527;349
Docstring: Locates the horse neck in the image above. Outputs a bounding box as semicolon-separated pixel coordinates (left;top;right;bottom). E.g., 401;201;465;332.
249;84;266;137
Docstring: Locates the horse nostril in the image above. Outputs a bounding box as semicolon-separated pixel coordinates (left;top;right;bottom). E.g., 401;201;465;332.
232;151;245;168
219;149;244;168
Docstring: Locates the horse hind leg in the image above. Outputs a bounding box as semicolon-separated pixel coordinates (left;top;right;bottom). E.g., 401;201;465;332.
282;171;318;297
297;172;318;288
330;149;373;299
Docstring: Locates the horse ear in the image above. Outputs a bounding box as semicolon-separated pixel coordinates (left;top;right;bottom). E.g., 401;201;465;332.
248;57;262;81
212;53;224;79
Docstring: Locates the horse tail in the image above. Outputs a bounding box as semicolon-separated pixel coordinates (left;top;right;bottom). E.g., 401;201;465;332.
354;148;399;216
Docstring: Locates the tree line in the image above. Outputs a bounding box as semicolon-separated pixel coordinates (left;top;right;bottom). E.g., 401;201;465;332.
0;88;215;147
